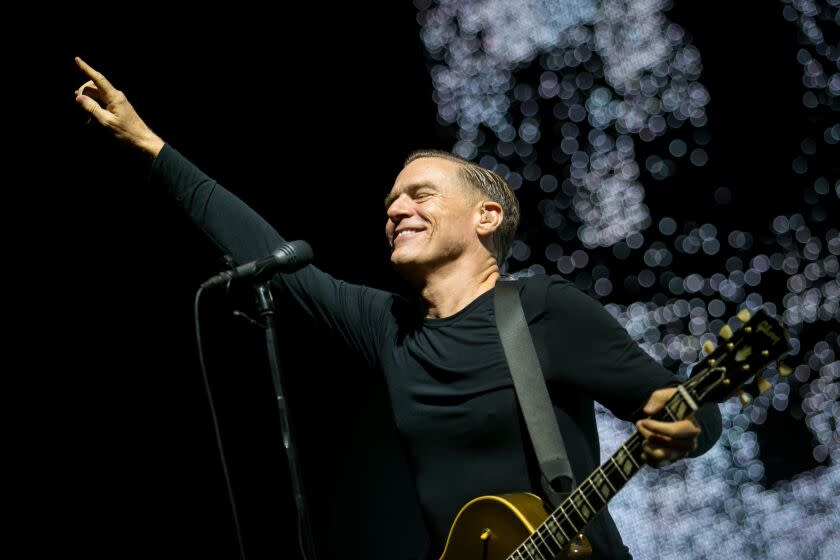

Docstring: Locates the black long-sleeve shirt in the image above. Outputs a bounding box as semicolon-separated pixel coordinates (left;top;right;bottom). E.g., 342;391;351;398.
149;143;722;559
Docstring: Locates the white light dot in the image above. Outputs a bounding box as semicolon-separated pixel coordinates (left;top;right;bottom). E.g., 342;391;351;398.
669;139;687;157
627;232;644;249
558;256;575;274
659;217;677;236
638;269;656;288
594;278;613;297
690;148;709;166
571;249;589;268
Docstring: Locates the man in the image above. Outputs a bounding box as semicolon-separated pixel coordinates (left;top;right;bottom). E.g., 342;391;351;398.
74;56;722;559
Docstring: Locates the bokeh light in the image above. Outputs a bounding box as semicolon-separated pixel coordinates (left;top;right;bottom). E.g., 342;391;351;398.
419;0;839;557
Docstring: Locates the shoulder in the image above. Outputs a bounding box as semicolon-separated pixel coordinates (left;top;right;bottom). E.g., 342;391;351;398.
512;272;578;305
507;272;578;321
511;272;617;326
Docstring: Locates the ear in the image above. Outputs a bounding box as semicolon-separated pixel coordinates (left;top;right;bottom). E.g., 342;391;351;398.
476;201;503;238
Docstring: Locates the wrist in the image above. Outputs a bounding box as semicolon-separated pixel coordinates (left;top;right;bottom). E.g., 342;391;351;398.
137;132;165;158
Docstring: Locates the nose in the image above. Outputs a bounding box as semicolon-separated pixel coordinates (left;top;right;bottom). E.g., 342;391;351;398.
386;193;413;222
385;194;413;242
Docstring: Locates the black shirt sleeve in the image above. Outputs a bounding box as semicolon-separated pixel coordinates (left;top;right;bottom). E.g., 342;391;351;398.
147;143;392;368
148;143;285;262
544;277;722;456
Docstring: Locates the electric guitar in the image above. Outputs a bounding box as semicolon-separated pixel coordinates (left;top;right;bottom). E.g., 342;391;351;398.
439;307;792;559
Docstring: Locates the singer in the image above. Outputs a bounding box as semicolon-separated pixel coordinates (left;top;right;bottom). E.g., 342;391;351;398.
74;57;721;560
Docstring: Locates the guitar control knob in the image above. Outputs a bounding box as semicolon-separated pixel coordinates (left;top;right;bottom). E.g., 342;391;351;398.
755;377;773;394
736;309;751;323
738;390;751;406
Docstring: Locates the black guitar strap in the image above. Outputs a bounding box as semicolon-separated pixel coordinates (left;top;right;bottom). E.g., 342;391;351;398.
494;278;576;508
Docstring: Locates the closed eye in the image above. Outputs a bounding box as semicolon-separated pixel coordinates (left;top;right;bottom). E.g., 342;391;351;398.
384;181;439;209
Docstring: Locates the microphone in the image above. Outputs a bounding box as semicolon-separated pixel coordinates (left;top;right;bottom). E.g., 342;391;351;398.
200;240;313;288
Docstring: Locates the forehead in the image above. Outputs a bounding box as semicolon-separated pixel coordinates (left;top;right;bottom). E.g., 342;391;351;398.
388;157;464;197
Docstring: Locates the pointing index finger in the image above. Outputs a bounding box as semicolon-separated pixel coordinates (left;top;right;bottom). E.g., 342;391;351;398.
74;57;118;101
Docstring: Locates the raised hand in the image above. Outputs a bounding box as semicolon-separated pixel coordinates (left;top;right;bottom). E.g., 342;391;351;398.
636;387;702;468
74;57;164;157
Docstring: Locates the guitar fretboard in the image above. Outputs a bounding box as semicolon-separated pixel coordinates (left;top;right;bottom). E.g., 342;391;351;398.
509;385;700;560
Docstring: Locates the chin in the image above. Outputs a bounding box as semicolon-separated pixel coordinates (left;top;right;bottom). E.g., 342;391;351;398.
390;251;427;280
390;251;416;268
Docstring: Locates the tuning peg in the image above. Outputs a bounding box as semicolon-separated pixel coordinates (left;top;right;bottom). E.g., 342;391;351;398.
719;324;733;340
778;362;792;377
755;377;773;394
703;341;715;354
738;390;752;406
736;309;751;323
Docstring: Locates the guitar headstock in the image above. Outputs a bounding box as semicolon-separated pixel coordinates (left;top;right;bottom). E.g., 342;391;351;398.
687;308;792;406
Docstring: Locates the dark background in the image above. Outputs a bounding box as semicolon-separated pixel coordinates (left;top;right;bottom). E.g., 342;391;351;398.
32;4;437;559
18;2;834;559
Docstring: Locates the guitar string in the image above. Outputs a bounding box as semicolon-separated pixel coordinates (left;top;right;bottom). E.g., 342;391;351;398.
527;389;697;556
518;319;787;559
523;434;643;558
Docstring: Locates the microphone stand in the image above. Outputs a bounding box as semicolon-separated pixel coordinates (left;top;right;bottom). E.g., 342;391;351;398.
254;281;317;559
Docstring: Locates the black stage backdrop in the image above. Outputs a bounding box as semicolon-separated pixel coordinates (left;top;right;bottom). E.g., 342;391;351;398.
30;4;435;559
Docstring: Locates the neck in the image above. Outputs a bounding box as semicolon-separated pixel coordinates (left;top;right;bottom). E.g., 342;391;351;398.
418;258;501;319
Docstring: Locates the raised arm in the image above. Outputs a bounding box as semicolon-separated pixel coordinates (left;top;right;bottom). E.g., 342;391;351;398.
74;56;282;262
73;57;393;367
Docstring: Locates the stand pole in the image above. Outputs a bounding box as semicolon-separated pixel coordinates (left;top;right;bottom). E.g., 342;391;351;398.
254;281;316;559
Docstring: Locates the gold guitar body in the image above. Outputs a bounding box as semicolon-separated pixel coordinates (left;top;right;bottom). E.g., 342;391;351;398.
438;493;592;560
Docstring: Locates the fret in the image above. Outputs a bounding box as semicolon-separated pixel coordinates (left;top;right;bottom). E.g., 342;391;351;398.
578;487;596;513
531;532;553;559
597;465;618;494
613;445;637;478
609;456;629;481
677;385;699;412
572;491;592;522
548;506;574;543
662;405;678;421
665;398;685;420
606;465;628;492
542;516;567;545
622;443;641;470
587;474;608;504
523;536;547;560
566;496;588;528
557;499;578;539
518;540;532;560
512;548;526;560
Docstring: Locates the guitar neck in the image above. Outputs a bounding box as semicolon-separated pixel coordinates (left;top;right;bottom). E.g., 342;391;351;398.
505;308;790;560
510;386;700;560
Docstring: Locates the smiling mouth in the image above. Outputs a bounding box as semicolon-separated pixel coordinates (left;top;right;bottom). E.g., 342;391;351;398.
393;229;425;245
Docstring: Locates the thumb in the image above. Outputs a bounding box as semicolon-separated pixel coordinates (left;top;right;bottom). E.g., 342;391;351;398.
75;94;109;126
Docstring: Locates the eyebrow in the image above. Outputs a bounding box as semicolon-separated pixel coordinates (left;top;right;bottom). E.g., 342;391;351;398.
384;181;437;209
